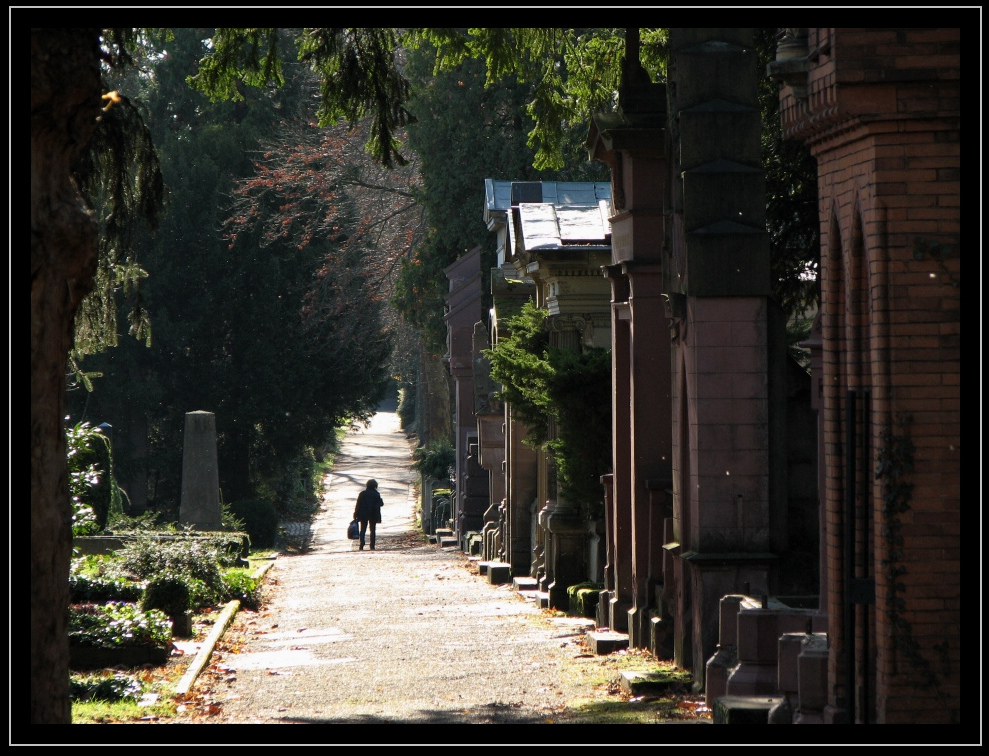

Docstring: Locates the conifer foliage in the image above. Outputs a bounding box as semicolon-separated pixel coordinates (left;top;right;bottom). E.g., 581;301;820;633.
485;301;611;516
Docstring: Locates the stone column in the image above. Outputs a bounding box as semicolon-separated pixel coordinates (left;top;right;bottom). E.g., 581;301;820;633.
606;277;633;632
507;407;538;576
179;411;222;531
668;28;775;684
626;263;674;647
588;63;669;640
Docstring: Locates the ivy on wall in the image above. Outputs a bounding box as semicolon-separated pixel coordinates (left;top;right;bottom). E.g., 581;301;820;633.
485;301;611;518
876;413;954;721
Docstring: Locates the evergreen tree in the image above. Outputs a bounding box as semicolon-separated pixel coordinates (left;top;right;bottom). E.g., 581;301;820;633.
395;41;609;354
70;29;390;516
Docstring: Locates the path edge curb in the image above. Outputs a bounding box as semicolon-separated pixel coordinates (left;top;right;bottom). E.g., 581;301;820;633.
173;561;275;696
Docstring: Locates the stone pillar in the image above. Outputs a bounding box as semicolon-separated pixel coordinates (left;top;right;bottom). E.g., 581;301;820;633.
588;58;670;640
179;410;222;531
445;247;487;545
667;28;776;686
507;408;538;576
626;263;673;648
606;278;633;632
460;442;489;537
597;473;615;628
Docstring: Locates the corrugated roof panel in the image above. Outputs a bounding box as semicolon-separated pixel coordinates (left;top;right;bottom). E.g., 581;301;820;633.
557;206;609;242
519;203;562;250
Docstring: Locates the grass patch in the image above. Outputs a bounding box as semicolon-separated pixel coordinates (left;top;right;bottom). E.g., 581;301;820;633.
73;695;178;724
71;667;183;724
563;696;704;724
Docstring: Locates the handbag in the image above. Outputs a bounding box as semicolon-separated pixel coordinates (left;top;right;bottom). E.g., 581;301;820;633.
347;519;360;540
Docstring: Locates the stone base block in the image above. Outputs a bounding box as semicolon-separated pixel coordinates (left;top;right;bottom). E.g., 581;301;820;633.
726;662;779;696
487;563;512;585
627;605;651;649
650;613;674;659
586;630;629;655
617;670;689;697
705;646;735;709
714;695;783;724
465;532;483;555
170;611;193;638
512;576;538;592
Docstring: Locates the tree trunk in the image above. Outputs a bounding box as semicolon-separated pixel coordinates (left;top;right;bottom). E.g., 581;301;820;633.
31;27;103;724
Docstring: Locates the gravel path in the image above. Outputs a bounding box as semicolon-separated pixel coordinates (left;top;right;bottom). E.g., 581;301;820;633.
163;401;710;731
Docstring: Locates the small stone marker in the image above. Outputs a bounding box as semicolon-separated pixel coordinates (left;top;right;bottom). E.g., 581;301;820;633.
179;410;222;530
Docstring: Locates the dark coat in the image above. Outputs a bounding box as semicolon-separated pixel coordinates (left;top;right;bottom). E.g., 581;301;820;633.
354;488;383;524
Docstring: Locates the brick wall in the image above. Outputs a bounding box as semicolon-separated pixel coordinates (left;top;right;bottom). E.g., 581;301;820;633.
780;27;960;724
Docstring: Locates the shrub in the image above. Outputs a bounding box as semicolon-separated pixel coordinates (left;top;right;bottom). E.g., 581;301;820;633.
66;421;131;534
69;573;144;604
180;576;215;611
397;383;416;429
71;553;117;579
105;509;162;533
114;536;225;606
258;447;322;523
229;499;280;549
69;602;172;650
411;441;456;481
141;575;191;617
221;568;261;610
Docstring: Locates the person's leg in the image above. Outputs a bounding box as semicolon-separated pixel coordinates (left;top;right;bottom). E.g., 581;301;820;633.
359;520;368;550
369;522;376;550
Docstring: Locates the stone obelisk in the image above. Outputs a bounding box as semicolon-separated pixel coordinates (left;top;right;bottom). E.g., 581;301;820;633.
179;411;222;530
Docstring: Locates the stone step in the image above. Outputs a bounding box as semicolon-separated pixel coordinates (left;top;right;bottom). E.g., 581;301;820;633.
713;695;783;724
487;563;511;585
617;669;690;697
438;537;458;548
512;576;539;592
585;629;629;655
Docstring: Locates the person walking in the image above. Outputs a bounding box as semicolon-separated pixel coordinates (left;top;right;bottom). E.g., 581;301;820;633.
353;479;383;550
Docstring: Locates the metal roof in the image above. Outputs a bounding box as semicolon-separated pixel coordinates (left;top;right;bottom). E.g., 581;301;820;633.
518;203;611;251
484;179;611;213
